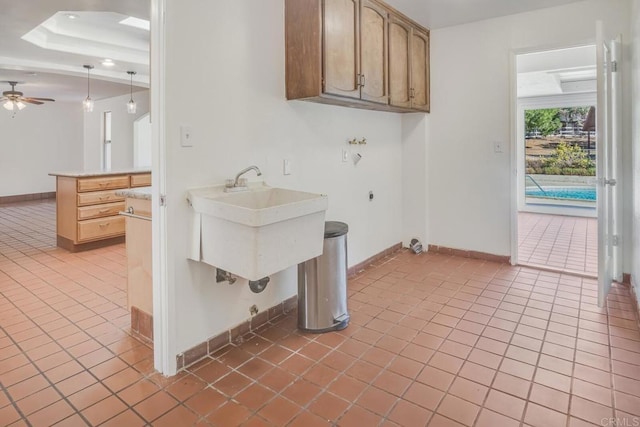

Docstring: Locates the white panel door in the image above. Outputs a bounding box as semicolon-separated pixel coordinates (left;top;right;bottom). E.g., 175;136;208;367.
596;22;622;307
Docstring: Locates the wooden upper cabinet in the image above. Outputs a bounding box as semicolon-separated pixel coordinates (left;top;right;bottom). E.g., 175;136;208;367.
411;29;430;112
285;0;429;113
389;17;430;112
388;17;411;109
323;0;360;99
360;0;388;104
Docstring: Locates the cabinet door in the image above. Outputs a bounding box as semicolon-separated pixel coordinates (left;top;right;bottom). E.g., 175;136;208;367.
388;16;411;108
360;0;387;104
323;0;360;99
410;29;430;112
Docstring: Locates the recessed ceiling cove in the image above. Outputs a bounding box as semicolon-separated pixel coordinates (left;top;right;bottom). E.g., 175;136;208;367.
22;11;149;68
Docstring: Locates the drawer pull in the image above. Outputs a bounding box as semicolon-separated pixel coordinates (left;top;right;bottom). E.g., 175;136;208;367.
99;195;110;201
99;182;110;187
98;208;111;214
99;222;110;228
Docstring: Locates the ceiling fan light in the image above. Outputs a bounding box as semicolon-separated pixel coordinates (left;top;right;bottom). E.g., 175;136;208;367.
83;97;94;112
3;100;14;111
127;99;137;114
16;101;26;110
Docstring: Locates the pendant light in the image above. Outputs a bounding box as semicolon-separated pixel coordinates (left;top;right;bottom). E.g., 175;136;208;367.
82;65;94;112
126;71;137;114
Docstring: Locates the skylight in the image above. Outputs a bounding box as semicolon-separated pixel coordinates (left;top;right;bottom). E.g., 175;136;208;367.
119;16;150;31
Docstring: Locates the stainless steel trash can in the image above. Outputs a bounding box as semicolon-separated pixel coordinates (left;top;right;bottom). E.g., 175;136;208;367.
297;221;350;332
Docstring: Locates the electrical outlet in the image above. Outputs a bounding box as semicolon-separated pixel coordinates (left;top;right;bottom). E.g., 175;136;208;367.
342;149;349;162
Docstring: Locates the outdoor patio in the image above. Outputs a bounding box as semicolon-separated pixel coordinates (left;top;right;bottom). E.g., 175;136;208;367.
518;212;597;276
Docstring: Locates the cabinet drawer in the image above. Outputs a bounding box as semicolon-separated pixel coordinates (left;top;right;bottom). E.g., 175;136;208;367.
77;176;129;192
77;202;125;220
77;215;125;242
130;174;151;187
77;190;125;206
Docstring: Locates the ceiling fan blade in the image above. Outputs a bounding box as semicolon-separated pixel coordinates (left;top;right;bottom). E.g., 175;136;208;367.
25;97;55;102
22;99;44;105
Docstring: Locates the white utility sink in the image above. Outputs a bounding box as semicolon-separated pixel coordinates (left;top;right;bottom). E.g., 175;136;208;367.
187;182;328;280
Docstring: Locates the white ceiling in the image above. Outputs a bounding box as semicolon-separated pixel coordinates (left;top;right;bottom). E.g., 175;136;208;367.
0;0;149;103
384;0;586;29
517;45;596;98
0;0;588;104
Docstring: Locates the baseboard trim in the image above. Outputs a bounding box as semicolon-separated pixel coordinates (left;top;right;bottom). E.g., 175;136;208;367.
428;244;510;264
0;192;56;204
628;276;640;330
57;235;125;253
347;243;403;278
131;306;153;342
176;295;298;371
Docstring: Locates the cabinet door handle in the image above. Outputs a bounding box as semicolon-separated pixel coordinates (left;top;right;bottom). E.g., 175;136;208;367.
361;74;365;87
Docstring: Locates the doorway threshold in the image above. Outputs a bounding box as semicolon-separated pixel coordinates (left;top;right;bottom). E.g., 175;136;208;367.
517;261;597;280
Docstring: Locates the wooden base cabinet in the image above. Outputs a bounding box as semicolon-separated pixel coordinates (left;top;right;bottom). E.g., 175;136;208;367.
124;197;153;341
54;172;151;252
285;0;429;113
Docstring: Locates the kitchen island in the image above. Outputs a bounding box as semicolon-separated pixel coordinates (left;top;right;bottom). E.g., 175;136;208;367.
49;169;151;252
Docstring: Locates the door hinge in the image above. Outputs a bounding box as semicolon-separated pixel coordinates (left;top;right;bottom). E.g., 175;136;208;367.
612;235;620;246
159;194;167;207
612;60;618;72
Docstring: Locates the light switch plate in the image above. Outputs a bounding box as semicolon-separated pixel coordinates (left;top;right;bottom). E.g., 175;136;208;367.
180;125;193;147
283;159;292;175
342;149;349;162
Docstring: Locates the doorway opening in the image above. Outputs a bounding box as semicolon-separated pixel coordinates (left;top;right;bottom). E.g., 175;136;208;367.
514;45;598;277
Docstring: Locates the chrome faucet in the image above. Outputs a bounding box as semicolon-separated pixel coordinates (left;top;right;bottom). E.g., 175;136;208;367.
232;165;262;188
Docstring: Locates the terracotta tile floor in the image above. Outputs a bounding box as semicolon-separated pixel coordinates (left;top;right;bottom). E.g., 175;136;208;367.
2;200;640;426
518;212;597;276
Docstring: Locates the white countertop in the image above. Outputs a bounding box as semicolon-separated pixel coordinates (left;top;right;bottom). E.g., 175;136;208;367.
116;186;152;200
49;168;151;178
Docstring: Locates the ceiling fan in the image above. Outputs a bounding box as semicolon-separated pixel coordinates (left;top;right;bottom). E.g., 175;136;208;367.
1;81;55;111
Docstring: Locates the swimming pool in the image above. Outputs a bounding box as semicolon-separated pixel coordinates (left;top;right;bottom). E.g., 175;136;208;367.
526;186;596;201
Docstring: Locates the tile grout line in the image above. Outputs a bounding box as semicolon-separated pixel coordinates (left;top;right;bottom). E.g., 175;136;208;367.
0;321;93;426
0;379;32;427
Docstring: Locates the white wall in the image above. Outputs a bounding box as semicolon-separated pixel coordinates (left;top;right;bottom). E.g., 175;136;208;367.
401;114;429;246
134;113;152;168
0;102;83;196
425;0;632;260
163;0;404;362
631;1;640;301
83;90;150;170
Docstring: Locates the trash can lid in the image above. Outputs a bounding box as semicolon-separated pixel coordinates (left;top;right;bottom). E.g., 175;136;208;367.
325;221;348;238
